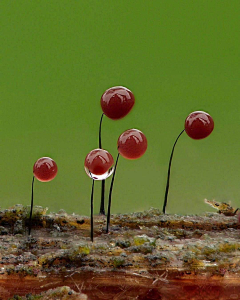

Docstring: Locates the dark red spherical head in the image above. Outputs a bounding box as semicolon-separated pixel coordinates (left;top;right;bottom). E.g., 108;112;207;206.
33;157;58;182
84;149;114;179
100;86;135;120
185;111;214;140
118;129;147;160
238;212;240;224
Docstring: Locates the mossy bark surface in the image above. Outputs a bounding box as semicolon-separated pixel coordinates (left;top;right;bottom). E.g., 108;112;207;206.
0;205;239;299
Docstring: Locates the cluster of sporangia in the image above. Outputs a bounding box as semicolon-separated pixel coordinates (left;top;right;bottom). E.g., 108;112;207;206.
29;86;216;241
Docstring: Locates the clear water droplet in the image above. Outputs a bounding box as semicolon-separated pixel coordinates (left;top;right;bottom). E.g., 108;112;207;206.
84;165;114;180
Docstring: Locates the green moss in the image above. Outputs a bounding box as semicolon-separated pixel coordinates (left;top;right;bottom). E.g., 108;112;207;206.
183;253;204;269
129;245;154;254
202;245;217;256
147;253;170;266
218;241;240;253
134;235;155;246
93;243;109;251
172;229;187;238
111;256;125;268
9;296;23;300
115;240;131;248
68;243;90;259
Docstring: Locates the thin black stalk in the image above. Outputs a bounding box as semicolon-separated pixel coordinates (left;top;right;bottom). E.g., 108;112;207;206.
28;175;35;235
163;129;185;214
91;179;95;242
100;181;105;215
99;113;105;215
106;153;120;233
99;113;104;149
234;208;239;215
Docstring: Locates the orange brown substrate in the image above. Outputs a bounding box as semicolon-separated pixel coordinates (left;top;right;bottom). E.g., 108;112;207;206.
0;205;239;299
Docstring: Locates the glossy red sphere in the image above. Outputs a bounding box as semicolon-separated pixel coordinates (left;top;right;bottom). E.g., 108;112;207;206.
185;111;214;140
84;149;114;176
33;157;58;182
118;129;147;160
101;86;135;120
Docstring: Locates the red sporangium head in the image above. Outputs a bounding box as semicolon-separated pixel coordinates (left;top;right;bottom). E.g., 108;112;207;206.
33;157;58;182
117;129;147;159
101;86;135;120
84;149;114;180
185;111;214;140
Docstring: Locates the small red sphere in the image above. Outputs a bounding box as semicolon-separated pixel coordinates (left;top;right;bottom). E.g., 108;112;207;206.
100;86;135;120
33;157;58;182
84;149;114;178
185;111;214;140
118;129;147;160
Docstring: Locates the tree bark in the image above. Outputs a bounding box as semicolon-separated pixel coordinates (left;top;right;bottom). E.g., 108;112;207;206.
0;205;239;299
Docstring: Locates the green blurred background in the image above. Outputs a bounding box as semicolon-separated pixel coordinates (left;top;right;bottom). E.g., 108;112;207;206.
1;1;240;216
